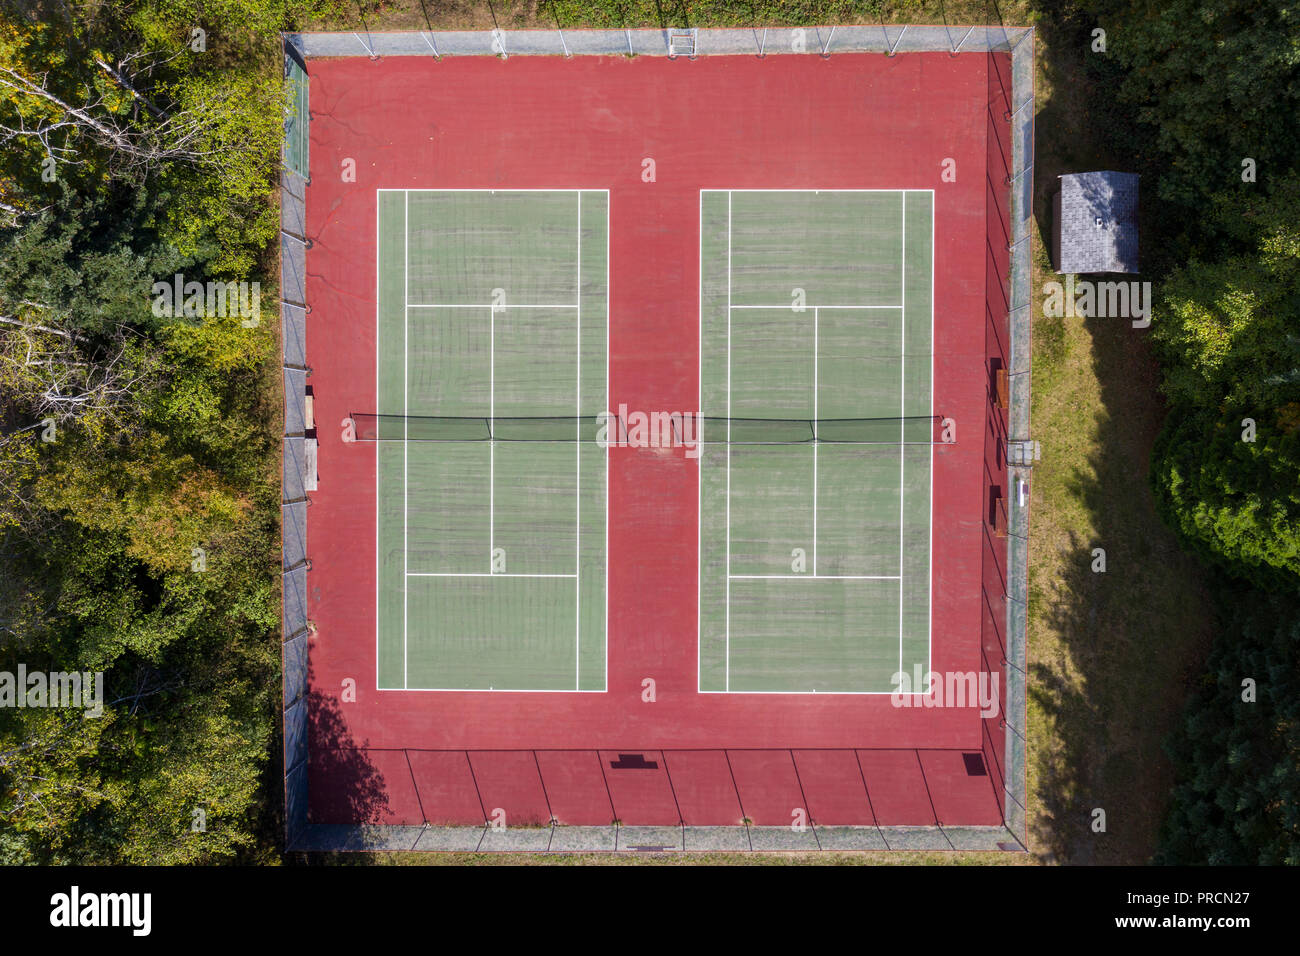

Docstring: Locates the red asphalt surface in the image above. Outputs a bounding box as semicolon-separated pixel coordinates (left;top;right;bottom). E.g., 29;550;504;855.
302;52;1012;829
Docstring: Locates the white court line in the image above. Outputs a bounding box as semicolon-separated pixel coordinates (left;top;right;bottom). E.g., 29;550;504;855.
604;192;611;694
489;298;495;571
725;190;732;693
575;191;582;690
928;192;935;681
700;689;912;696
397;686;610;694
403;190;410;689
697;193;703;693
730;575;900;580
898;192;906;681
374;194;381;692
692;439;935;446
714;188;914;193
408;572;576;578
728;304;901;310
407;303;577;309
378;187;590;193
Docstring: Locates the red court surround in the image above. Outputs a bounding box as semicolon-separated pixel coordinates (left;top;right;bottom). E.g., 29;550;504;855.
302;52;1010;829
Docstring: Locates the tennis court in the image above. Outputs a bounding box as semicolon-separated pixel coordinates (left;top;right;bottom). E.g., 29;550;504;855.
699;190;936;693
370;189;609;691
289;39;1033;847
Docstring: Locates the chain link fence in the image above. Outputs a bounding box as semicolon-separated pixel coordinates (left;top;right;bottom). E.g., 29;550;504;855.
279;25;1034;854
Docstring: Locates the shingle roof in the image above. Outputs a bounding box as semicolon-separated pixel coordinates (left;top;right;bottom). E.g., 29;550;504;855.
1056;171;1139;274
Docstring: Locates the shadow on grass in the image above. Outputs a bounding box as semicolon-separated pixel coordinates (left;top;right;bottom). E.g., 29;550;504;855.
1021;1;1214;865
1027;313;1212;865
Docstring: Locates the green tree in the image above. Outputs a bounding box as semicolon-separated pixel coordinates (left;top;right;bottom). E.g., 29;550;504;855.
1152;410;1300;586
1079;0;1300;211
1158;588;1300;865
1150;175;1300;587
0;0;285;863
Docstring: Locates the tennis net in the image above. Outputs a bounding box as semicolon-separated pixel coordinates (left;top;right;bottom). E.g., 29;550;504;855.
350;413;947;445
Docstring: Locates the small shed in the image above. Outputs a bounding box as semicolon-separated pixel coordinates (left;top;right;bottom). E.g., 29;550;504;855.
1053;171;1139;274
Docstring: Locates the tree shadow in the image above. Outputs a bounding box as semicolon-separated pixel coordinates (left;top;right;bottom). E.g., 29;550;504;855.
415;0;436;30
653;0;690;30
305;685;390;825
1026;305;1213;864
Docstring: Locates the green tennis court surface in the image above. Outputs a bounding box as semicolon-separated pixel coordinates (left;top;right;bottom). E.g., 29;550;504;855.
699;190;934;693
375;189;609;691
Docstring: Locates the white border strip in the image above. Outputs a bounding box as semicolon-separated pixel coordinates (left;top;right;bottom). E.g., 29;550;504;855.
292;26;1033;60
